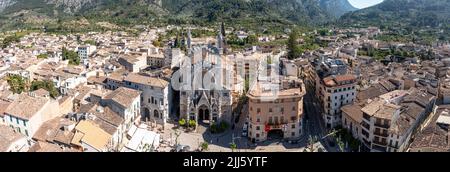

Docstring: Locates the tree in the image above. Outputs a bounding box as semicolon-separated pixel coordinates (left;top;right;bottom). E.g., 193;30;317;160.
2;34;22;48
62;47;80;65
336;136;345;152
221;21;226;37
245;34;258;44
84;40;96;46
152;40;161;47
6;75;27;94
201;142;209;151
188;119;197;128
244;78;250;93
30;80;60;98
37;53;48;59
178;118;186;127
230;143;237;152
266;56;272;65
287;30;301;60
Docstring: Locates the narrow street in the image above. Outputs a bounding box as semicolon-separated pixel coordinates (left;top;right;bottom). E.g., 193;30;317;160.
303;83;340;152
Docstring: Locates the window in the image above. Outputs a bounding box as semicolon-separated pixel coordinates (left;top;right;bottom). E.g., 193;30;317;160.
257;108;261;113
250;107;253;111
291;132;295;136
256;126;260;130
257;118;260;122
292;106;296;111
160;99;163;105
16;118;19;125
25;130;28;136
280;108;284;113
256;134;260;138
269;108;272;113
292;124;295;129
23;121;27;127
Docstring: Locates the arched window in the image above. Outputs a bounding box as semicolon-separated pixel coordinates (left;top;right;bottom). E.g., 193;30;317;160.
154;110;160;118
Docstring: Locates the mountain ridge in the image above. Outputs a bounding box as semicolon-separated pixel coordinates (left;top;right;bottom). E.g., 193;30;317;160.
340;0;450;28
0;0;359;30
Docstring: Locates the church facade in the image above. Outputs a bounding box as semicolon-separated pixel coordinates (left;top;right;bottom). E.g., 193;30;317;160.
178;27;234;125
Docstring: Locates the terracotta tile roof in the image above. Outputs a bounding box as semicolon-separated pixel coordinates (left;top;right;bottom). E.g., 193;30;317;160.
0;99;11;117
334;74;357;82
341;104;363;123
124;73;169;88
0;125;25;152
74;120;112;151
104;87;140;108
4;94;49;120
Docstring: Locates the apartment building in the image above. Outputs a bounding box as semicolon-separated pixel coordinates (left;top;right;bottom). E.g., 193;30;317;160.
123;73;171;125
342;89;436;152
3;93;61;139
101;87;141;130
247;78;306;142
106;73;172;126
77;45;97;60
315;58;357;128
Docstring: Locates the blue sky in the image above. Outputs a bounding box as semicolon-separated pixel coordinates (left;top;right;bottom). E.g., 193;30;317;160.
348;0;384;9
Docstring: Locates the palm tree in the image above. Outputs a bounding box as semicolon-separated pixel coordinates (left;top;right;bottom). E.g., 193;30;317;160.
336;136;345;152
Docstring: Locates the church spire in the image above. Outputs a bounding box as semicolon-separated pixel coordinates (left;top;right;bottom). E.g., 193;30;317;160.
187;27;192;50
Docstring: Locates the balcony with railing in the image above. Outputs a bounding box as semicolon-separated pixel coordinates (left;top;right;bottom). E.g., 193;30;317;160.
373;139;388;146
374;122;390;128
374;130;389;137
361;121;370;130
267;120;288;126
363;113;371;121
362;138;371;147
